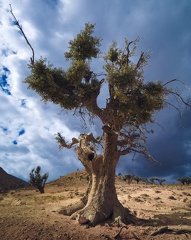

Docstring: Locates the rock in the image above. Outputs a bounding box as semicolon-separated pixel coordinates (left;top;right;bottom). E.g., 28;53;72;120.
78;216;89;225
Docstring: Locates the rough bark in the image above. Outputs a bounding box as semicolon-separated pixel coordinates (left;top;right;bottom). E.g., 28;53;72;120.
61;131;133;226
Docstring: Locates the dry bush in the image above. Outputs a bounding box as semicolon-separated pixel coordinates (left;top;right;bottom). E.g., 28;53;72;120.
168;195;177;200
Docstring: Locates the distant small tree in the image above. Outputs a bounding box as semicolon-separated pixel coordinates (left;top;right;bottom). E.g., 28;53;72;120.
123;174;134;184
177;177;191;185
149;177;166;185
149;177;156;184
141;177;149;184
29;166;49;193
133;176;142;184
155;178;166;185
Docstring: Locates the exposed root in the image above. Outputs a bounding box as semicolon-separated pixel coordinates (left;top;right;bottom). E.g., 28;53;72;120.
114;225;128;239
112;201;136;226
151;226;191;236
112;216;126;228
151;227;169;236
72;205;111;226
58;199;86;216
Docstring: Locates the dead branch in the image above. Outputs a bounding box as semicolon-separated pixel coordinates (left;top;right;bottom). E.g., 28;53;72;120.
114;225;128;239
151;227;170;236
56;133;79;149
151;226;191;236
163;78;185;87
9;4;35;64
170;90;191;108
130;148;156;163
163;78;191;108
118;147;131;156
136;51;144;69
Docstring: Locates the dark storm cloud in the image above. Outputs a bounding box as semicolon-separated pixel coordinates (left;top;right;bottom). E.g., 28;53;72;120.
117;109;191;182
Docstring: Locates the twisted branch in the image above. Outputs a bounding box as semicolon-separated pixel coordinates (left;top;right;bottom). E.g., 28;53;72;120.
9;4;35;64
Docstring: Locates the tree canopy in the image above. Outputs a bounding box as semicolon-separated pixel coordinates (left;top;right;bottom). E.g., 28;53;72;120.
24;23;180;163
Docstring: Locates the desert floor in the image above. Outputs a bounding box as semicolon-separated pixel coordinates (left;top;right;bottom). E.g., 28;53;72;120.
1;171;191;240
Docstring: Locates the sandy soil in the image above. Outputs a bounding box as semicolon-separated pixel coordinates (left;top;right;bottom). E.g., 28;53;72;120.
1;172;191;239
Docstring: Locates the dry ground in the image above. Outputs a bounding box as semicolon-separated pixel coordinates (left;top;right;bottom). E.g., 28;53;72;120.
1;170;191;239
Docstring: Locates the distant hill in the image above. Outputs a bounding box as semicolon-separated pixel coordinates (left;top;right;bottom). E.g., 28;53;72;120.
0;167;30;192
47;169;89;188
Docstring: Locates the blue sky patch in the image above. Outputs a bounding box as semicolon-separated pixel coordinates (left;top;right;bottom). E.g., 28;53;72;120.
45;0;59;7
1;49;17;57
0;66;11;95
18;129;25;136
12;140;18;145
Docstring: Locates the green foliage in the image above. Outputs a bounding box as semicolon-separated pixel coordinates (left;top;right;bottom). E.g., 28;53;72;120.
25;23;169;126
25;58;80;109
66;60;89;85
29;166;49;193
65;23;101;61
104;40;167;125
24;23;186;163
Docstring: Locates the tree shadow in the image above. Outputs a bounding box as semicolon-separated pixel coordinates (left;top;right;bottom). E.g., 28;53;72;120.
136;211;191;227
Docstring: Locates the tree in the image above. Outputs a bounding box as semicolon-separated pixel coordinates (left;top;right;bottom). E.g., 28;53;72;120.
10;8;191;225
149;177;156;184
133;176;142;184
123;174;134;184
29;166;49;193
149;177;166;185
177;177;191;185
156;178;166;185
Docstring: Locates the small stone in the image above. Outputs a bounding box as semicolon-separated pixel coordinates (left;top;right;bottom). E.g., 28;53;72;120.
78;216;89;224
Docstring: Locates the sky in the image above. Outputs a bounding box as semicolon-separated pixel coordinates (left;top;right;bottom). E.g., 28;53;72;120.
0;0;191;183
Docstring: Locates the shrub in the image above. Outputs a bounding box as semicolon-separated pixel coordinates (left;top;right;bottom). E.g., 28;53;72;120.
29;166;49;194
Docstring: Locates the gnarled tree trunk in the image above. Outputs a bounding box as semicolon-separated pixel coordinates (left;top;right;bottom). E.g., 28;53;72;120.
63;131;131;226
